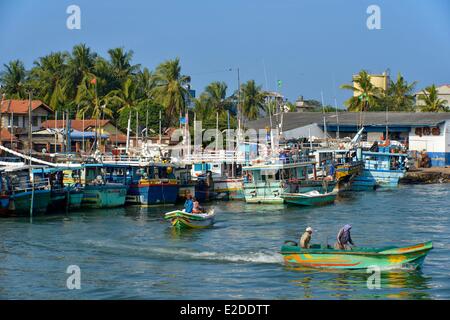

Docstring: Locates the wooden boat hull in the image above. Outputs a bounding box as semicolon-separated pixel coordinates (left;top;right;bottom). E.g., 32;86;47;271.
164;210;215;229
127;180;179;206
281;241;433;270
214;178;244;200
81;184;127;208
68;188;84;209
282;192;337;206
1;189;51;216
243;181;284;204
335;161;364;182
47;189;67;213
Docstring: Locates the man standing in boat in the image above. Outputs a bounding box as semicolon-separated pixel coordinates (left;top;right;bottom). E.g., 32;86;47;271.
335;224;355;250
299;227;313;248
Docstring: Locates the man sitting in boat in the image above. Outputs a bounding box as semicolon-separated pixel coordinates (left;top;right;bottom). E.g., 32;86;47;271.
299;227;313;249
334;224;355;250
192;197;205;214
184;195;193;213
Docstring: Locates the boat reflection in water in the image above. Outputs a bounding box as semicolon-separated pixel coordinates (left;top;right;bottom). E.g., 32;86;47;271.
287;266;432;300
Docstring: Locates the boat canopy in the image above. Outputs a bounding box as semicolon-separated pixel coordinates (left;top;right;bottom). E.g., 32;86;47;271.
70;129;109;140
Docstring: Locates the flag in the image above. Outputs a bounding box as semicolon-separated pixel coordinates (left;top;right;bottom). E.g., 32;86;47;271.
277;80;282;88
90;78;97;85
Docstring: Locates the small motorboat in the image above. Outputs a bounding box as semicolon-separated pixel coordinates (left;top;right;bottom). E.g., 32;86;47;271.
281;190;337;206
164;209;215;229
281;241;433;270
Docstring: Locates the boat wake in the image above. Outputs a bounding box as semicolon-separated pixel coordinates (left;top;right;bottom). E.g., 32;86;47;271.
82;240;283;265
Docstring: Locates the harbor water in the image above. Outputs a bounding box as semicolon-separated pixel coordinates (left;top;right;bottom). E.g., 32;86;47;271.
0;184;449;299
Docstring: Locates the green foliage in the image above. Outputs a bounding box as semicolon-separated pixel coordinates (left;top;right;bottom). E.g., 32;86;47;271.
151;58;191;125
0;60;28;99
341;70;382;112
418;84;449;112
239;80;266;121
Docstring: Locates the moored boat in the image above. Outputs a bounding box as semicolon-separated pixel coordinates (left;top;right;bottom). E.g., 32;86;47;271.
0;166;51;216
164;209;215;229
281;241;433;270
80;164;127;209
352;145;407;191
281;190;337;206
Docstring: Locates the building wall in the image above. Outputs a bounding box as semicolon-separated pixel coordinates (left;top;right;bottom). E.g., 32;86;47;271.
1;106;50;131
352;73;389;97
283;123;324;140
408;122;449;166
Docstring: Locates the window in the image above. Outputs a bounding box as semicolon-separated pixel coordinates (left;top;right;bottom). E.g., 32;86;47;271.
32;116;39;126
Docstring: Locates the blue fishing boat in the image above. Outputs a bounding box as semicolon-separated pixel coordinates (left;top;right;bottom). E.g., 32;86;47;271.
352;146;407;190
125;164;179;206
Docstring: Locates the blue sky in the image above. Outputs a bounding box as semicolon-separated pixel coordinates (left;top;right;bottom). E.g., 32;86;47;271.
1;0;449;107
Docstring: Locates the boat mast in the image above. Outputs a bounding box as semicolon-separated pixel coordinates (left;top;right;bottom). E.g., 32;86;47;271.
321;90;328;146
334;97;340;140
27;91;34;222
136;110;139;148
126;111;131;153
159;109;162;144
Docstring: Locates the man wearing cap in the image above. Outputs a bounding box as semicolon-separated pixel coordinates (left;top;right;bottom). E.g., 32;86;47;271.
299;227;313;249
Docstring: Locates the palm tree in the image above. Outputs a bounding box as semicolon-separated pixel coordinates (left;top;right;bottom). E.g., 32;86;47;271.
151;58;191;124
107;47;140;83
418;85;449;112
76;76;112;120
384;73;417;111
30;52;69;110
135;67;155;100
341;70;382;112
240;80;265;121
106;77;140;128
66;44;97;100
202;81;232;115
0;60;28;99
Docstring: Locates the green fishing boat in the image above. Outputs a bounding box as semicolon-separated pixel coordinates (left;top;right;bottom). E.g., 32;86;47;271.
281;190;337;206
164;209;215;230
281;241;433;270
67;187;84;209
81;183;127;208
80;164;127;209
0;166;51;216
8;189;51;215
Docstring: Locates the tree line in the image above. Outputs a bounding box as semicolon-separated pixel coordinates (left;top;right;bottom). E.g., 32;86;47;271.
1;46;448;135
341;70;448;112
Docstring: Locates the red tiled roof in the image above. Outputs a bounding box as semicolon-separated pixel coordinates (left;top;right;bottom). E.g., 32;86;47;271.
108;133;128;144
0;129;17;142
0;99;53;114
41;119;111;132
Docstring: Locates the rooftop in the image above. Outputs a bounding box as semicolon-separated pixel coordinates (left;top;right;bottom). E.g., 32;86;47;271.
246;112;450;132
0;99;53;114
41;119;111;132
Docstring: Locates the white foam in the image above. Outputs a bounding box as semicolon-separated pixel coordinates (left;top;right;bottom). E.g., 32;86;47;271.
82;240;283;265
